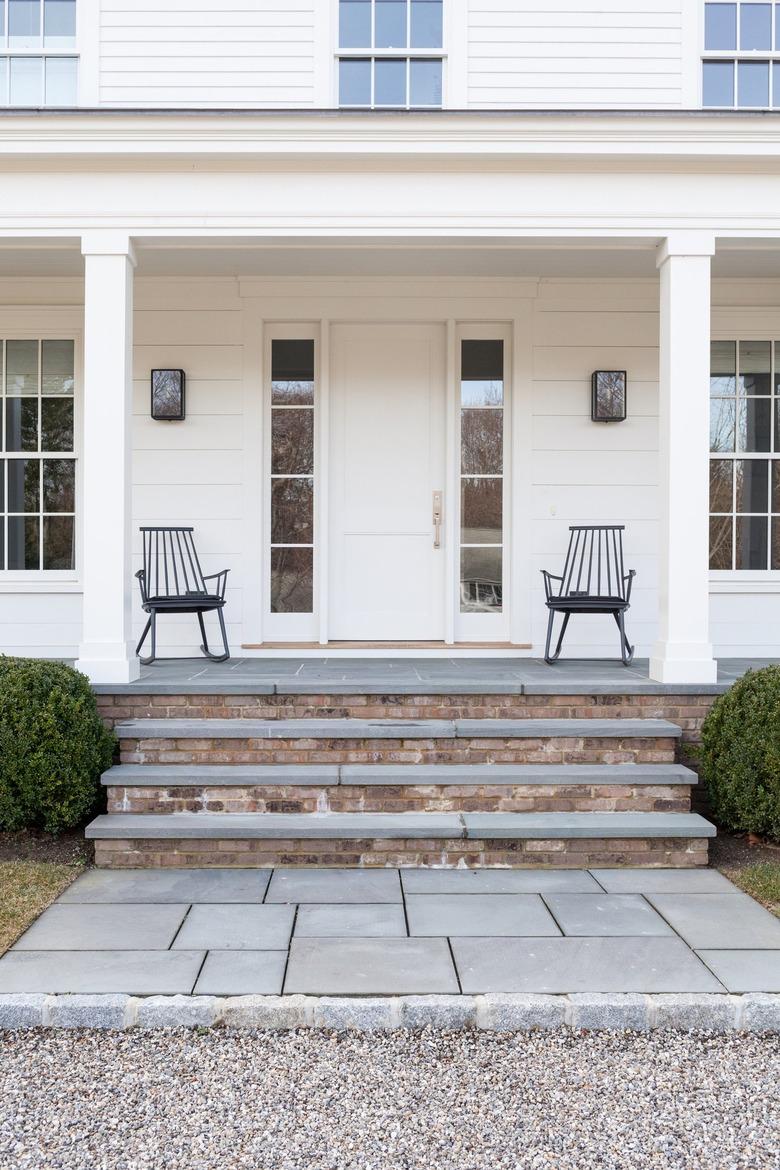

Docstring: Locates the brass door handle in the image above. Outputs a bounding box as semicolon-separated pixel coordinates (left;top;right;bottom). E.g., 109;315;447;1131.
432;491;443;549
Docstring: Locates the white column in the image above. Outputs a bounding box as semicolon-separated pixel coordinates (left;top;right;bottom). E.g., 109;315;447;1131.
75;232;139;684
649;232;718;684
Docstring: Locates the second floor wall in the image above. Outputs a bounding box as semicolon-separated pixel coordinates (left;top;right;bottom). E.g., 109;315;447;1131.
2;0;773;111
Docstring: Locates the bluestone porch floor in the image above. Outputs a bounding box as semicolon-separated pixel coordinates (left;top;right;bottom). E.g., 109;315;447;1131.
1;867;778;997
91;656;778;696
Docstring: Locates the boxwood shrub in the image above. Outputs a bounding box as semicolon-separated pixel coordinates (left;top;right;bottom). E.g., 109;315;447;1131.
700;665;780;841
0;658;116;834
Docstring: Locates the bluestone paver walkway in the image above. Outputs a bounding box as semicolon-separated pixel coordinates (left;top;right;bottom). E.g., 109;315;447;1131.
2;866;779;996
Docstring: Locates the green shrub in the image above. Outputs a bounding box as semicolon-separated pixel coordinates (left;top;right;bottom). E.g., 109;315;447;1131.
0;658;115;834
700;666;780;841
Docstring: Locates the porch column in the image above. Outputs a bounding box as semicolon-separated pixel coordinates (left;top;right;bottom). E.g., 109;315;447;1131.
649;232;717;685
75;232;139;684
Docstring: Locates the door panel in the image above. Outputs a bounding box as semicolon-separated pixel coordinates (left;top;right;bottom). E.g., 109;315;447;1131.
330;323;446;640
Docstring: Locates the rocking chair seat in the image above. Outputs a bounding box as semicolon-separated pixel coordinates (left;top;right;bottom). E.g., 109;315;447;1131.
143;593;225;610
546;594;626;612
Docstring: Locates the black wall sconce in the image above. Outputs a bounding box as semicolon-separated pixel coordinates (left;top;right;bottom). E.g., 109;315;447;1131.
591;370;627;422
151;369;186;420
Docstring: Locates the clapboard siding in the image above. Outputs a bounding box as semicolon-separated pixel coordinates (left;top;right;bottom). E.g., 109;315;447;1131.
467;0;684;109
99;0;317;107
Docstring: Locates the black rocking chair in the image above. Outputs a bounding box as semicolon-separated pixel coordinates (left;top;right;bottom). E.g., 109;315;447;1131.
541;525;636;666
135;526;230;665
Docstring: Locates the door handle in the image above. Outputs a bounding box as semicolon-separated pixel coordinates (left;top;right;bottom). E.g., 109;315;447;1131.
432;490;443;549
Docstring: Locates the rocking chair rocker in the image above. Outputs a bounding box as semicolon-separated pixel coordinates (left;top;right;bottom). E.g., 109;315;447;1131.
541;524;636;666
135;526;230;665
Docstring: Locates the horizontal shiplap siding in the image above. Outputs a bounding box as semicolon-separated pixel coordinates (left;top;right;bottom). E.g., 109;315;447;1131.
467;0;684;109
99;0;317;107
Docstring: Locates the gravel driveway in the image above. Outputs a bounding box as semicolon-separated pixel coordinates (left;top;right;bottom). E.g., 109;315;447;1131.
1;1029;779;1170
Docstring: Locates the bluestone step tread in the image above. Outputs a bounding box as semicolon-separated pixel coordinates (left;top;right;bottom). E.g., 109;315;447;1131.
113;717;682;741
102;762;697;788
84;810;715;841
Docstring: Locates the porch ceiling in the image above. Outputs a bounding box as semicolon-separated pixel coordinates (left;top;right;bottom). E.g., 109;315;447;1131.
3;236;780;280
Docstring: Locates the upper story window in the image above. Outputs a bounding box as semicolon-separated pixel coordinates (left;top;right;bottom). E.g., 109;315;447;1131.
338;0;443;109
0;0;77;106
703;2;780;107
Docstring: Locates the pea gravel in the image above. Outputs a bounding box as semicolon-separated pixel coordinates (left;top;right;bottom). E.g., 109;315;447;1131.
1;1029;779;1170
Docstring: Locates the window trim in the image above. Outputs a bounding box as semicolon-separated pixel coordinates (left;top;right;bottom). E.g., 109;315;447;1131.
0;322;81;587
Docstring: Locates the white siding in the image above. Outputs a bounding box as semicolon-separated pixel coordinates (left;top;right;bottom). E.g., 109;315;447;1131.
467;0;685;109
98;0;318;107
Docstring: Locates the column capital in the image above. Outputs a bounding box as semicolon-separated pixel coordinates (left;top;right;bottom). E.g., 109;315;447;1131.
656;231;716;267
80;230;137;265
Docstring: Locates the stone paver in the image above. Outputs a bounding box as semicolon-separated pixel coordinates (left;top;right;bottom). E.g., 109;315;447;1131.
0;951;204;995
697;950;780;993
194;951;287;995
294;904;407;938
265;868;402;904
400;869;601;894
647;893;780;949
406;894;560;937
172;905;294;950
11;904;188;951
544;894;674;937
591;869;738;894
59;868;272;904
452;937;724;994
284;938;459;995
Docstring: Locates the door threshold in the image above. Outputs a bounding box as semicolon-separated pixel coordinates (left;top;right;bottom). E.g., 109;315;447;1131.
240;642;533;659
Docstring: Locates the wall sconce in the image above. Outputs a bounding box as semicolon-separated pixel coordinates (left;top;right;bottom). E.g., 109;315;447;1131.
591;370;627;422
151;369;185;420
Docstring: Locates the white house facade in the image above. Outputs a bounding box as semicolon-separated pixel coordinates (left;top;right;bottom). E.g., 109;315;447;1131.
1;1;780;685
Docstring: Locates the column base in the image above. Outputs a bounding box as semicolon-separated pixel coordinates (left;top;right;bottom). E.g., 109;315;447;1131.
649;645;718;685
76;643;140;685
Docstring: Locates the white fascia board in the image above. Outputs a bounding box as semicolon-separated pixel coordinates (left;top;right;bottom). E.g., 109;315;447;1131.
1;111;780;162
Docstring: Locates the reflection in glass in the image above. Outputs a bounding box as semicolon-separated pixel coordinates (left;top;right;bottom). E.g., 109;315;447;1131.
460;547;502;613
461;477;502;544
709;515;733;569
737;397;771;452
43;514;73;569
411;0;442;46
703;60;734;105
9;55;42;104
41;339;74;393
339;57;371;104
374;57;406;104
739;340;771;394
410;58;441;105
741;2;772;48
738;58;769;107
151;369;184;420
736;515;768;568
772;460;780;511
7;515;39;569
9;0;40;44
44;55;76;104
6;339;38;393
339;0;370;47
271;478;313;545
271;339;314;394
710;340;736;395
771;516;780;568
42;458;74;512
5;398;38;452
376;0;406;47
461;340;504;403
461;409;503;474
705;2;737;48
8;459;39;512
41;398;73;451
271;547;313;613
710;458;733;513
735;459;769;512
43;0;76;43
271;410;314;475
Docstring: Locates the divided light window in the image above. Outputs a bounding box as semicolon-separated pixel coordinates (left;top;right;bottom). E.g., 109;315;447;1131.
270;339;315;614
703;2;780;107
338;0;443;109
459;339;503;613
709;339;780;569
0;0;77;106
0;338;76;571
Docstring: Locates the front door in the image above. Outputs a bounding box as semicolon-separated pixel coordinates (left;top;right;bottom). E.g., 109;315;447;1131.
329;323;446;640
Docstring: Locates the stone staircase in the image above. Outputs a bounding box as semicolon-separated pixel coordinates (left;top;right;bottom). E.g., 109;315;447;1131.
85;714;715;868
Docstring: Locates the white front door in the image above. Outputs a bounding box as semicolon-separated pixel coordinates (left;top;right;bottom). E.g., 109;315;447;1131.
329;323;446;640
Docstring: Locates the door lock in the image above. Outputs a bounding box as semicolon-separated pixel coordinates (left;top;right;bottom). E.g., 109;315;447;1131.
432;491;443;549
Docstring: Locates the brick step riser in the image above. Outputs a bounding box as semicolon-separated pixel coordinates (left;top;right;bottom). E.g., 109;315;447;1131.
118;739;678;767
106;783;691;815
94;835;709;870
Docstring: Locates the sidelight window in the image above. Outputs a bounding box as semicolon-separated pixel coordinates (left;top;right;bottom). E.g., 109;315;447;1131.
459;339;504;613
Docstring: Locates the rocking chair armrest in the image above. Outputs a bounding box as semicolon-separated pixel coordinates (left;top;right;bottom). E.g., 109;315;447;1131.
623;569;637;603
134;568;148;604
541;569;563;601
203;568;230;601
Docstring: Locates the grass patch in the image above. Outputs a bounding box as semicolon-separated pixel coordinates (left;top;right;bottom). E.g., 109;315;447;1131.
723;861;780;917
0;860;84;955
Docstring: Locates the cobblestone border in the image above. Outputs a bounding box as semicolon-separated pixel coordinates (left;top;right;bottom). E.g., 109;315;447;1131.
0;993;778;1031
